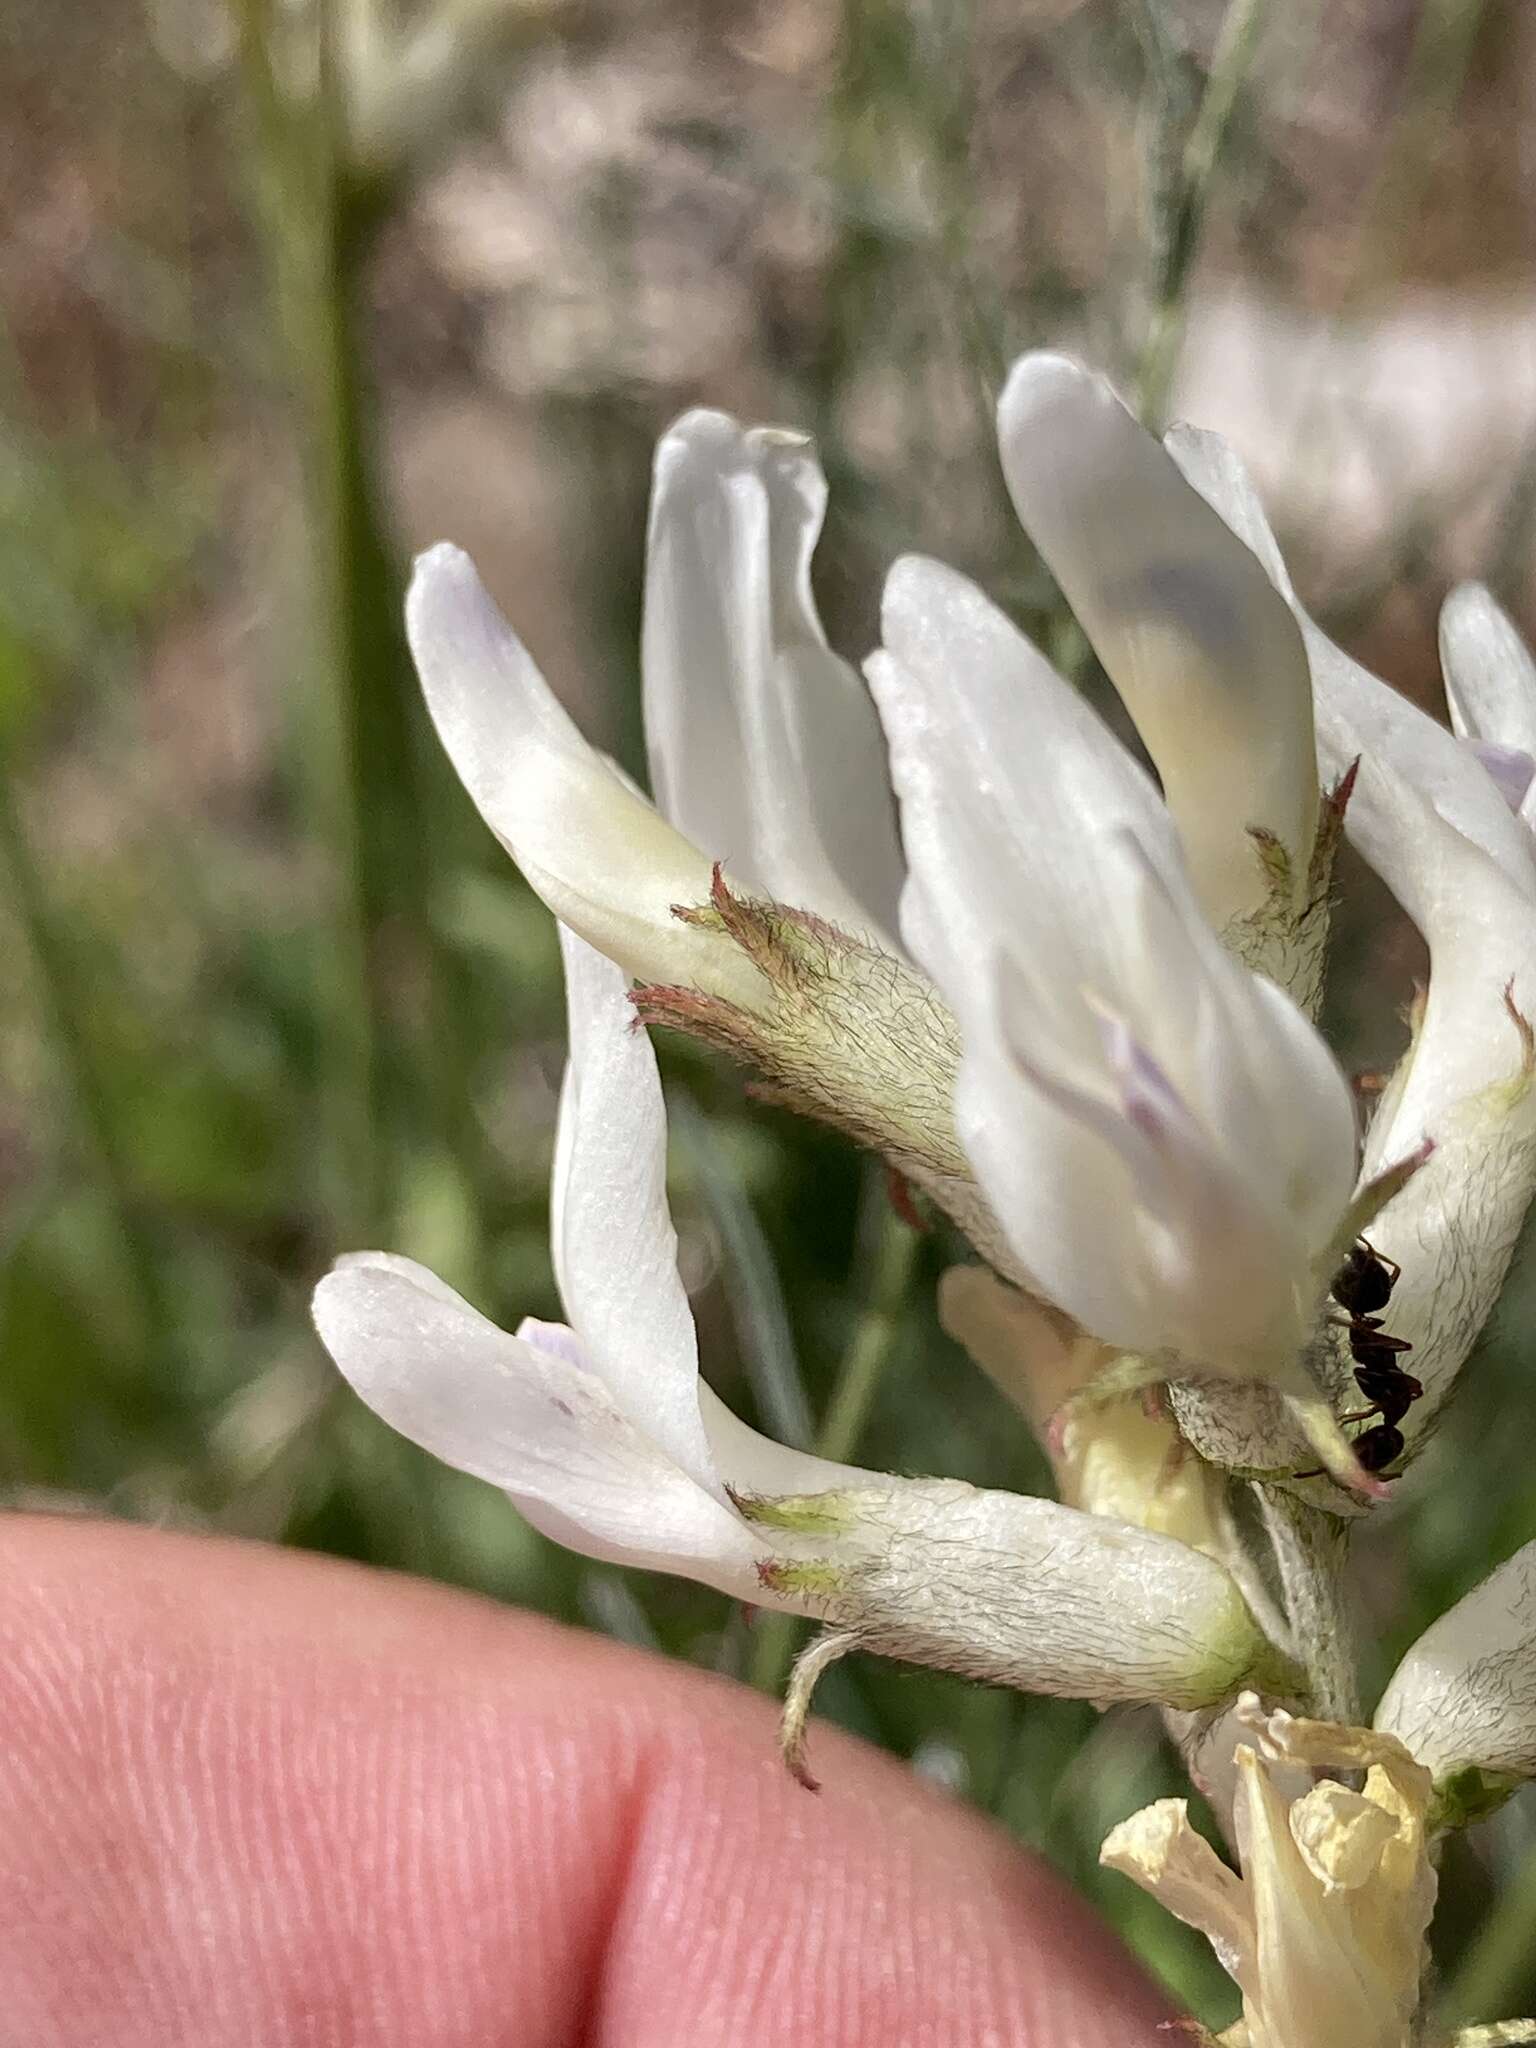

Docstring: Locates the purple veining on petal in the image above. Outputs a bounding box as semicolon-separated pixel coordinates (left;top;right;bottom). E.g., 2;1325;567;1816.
515;1316;594;1373
1466;739;1536;815
1090;1000;1195;1148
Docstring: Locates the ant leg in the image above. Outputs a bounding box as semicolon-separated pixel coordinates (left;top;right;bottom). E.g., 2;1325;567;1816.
1359;1238;1401;1286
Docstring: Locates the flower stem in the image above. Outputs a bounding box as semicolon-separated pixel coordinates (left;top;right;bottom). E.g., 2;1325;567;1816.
749;1190;919;1694
1253;1482;1359;1723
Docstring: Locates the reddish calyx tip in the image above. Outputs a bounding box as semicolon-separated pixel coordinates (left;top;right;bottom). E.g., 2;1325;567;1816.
885;1166;929;1233
1352;1467;1395;1503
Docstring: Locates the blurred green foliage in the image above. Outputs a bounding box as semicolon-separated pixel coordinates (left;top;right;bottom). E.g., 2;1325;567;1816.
5;0;1536;2024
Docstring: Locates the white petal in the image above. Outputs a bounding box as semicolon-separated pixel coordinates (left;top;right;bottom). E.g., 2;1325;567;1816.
1161;423;1294;593
696;1383;869;1497
1375;1540;1536;1786
1469;741;1536;815
406;543;768;1006
550;926;721;1493
944;1008;1151;1352
1308;626;1536;910
1164;429;1536;902
873;559;1353;1172
870;558;1356;1374
1303;704;1536;1433
865;622;1158;1343
315;1249;1269;1703
1352;769;1536;1161
869;556;1182;1098
992;963;1305;1369
642;411;903;944
312;1258;764;1596
1441;583;1536;759
1097;842;1357;1248
999;354;1317;928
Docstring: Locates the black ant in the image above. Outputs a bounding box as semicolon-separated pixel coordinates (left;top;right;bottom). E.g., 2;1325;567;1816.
1298;1240;1422;1476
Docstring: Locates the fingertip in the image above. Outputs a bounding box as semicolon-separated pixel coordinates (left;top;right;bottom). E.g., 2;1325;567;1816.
0;1517;1177;2047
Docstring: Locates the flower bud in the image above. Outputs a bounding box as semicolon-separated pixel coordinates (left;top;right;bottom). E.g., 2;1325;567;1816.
752;1479;1280;1714
1375;1540;1536;1821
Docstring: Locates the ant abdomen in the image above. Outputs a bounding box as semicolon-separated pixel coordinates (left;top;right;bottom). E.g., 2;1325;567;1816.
1353;1422;1406;1474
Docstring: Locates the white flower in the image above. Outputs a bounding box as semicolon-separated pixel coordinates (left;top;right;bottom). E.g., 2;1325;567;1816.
409;418;1020;1271
866;554;1362;1416
1375;1538;1536;1805
407;407;904;1017
313;927;1274;1730
642;409;904;947
406;544;767;1008
998;354;1319;954
1103;1696;1435;2048
1169;431;1536;1451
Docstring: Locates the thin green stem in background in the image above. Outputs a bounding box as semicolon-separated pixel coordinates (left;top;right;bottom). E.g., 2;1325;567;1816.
1133;0;1268;427
236;0;470;1245
815;1193;921;1466
0;684;170;1370
237;0;381;1238
671;1095;815;1454
750;1188;920;1695
1437;1830;1536;2031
